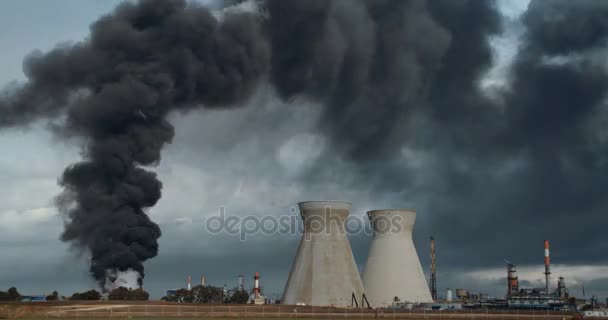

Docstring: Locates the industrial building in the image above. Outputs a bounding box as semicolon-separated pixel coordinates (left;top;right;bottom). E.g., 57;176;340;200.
281;201;365;307
505;240;571;310
362;209;433;306
164;200;589;312
439;240;575;311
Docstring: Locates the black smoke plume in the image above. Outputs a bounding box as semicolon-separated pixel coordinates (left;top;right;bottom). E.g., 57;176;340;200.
3;0;608;289
0;0;269;289
264;0;452;160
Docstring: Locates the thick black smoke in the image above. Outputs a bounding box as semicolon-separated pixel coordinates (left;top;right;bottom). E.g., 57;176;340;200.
1;0;269;289
0;0;458;288
412;0;608;269
265;0;608;271
265;0;451;161
2;0;608;291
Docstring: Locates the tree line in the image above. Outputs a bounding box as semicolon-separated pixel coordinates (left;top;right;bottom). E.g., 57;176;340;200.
0;287;21;301
0;287;150;301
0;285;252;303
162;285;250;304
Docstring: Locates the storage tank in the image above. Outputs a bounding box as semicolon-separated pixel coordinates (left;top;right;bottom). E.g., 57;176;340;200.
281;201;365;306
446;289;453;302
362;209;433;306
456;289;469;300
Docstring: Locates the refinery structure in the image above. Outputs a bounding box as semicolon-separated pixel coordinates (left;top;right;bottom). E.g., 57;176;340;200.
162;200;593;313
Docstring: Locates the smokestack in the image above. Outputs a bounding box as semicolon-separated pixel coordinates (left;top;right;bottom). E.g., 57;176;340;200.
506;261;519;298
430;236;437;301
253;272;261;297
282;201;364;307
544;240;551;295
187;275;191;291
238;275;245;291
557;277;567;299
201;275;206;287
362;210;433;306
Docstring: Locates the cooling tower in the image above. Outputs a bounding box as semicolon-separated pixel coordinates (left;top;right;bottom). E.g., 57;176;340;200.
362;209;432;306
282;201;365;307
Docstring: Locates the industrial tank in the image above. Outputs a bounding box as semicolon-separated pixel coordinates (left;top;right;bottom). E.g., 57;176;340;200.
456;289;469;300
362;209;433;306
281;201;365;307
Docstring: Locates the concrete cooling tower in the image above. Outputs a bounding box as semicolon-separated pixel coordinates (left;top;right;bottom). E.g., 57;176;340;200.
282;201;365;307
362;209;432;306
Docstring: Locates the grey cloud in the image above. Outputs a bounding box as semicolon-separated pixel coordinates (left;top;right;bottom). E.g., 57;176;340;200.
2;0;608;298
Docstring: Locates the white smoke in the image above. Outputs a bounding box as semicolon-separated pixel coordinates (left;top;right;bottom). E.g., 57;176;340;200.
104;269;141;292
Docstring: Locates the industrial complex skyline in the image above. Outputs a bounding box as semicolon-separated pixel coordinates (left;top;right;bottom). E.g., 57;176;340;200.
1;0;608;303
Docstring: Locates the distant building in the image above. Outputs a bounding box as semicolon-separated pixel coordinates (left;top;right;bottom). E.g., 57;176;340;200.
20;295;46;302
583;309;608;317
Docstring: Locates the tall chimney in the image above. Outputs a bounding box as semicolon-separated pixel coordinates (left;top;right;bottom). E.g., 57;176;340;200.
187;275;191;291
282;201;364;307
544;240;551;295
506;262;519;298
253;272;261;297
362;209;433;306
238;275;245;291
430;236;437;301
201;275;206;287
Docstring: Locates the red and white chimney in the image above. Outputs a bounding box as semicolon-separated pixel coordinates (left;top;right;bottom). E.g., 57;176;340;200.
544;240;551;294
253;272;260;297
187;275;192;291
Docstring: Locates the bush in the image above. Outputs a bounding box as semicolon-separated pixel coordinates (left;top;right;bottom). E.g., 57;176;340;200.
108;287;149;300
46;291;59;301
0;287;21;301
192;285;224;303
229;290;250;304
164;285;225;303
69;290;101;300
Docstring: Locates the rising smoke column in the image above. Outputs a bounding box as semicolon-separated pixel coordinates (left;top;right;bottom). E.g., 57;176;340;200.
0;0;501;287
3;0;608;290
0;0;269;289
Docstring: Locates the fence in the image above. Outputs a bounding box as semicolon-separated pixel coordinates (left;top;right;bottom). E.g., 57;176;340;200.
0;302;581;320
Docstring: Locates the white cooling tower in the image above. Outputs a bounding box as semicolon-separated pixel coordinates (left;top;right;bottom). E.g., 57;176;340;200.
362;209;432;306
282;201;365;307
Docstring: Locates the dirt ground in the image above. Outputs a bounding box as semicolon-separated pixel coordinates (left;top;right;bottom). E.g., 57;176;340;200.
0;301;581;319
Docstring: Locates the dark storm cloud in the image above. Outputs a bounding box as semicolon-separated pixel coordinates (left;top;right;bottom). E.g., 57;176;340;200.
265;0;450;160
426;0;502;124
415;0;608;271
2;0;608;295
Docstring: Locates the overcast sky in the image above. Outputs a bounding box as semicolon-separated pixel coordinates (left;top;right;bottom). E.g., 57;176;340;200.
1;0;607;301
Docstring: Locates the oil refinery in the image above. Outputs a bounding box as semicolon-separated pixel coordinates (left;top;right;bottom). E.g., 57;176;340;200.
163;200;596;314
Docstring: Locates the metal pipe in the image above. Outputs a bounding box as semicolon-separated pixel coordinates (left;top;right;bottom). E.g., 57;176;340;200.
544;240;551;295
430;236;437;301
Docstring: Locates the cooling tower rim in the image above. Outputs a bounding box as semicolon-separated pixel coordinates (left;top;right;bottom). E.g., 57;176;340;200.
367;209;416;214
298;200;352;210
